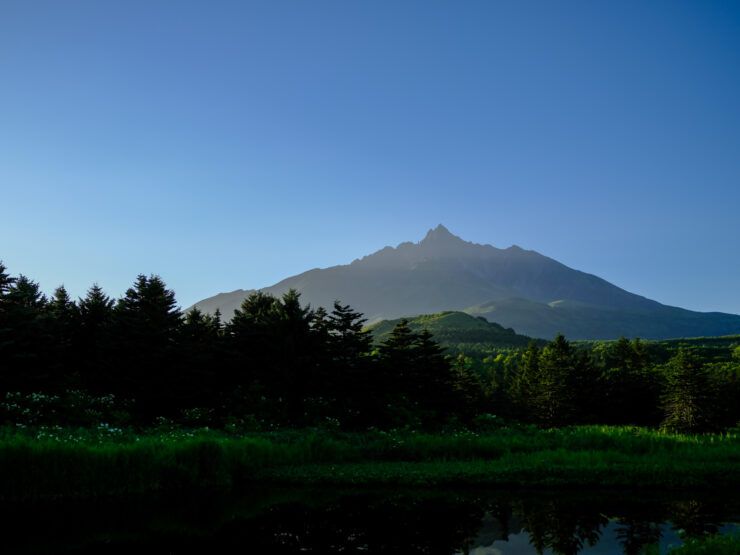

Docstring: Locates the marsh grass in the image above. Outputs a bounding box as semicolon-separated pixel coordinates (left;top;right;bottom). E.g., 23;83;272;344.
1;425;737;499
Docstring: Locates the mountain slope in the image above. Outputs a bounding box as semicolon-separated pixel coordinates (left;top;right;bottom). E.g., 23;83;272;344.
188;225;740;340
464;298;740;341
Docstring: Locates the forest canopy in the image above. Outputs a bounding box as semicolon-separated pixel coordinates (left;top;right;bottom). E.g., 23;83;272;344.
0;261;738;432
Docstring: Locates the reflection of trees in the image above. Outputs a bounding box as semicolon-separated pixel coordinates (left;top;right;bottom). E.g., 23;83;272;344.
669;500;723;540
11;488;739;553
514;498;608;555
239;493;488;554
615;518;663;555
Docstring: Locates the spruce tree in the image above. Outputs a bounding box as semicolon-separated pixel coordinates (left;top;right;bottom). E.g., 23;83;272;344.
48;285;77;384
328;301;372;363
377;319;420;424
326;301;373;425
414;328;456;421
0;261;15;296
1;275;51;391
275;289;316;423
76;284;115;391
662;349;710;433
452;353;484;421
378;318;418;389
112;275;182;415
511;340;540;422
534;333;575;427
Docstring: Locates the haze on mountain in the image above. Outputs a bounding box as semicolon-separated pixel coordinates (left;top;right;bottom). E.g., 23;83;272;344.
188;225;740;340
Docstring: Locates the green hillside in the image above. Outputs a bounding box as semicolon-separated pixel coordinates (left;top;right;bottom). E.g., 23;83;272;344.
364;311;537;350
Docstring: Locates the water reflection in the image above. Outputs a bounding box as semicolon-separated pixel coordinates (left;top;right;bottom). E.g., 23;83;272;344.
3;487;738;554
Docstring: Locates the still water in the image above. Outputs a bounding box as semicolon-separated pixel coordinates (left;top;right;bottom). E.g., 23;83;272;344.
4;487;738;554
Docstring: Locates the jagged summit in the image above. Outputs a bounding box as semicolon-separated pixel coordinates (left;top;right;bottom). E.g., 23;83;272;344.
421;224;463;243
187;226;740;339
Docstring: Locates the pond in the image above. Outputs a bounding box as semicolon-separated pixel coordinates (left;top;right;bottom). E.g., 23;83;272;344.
4;487;738;554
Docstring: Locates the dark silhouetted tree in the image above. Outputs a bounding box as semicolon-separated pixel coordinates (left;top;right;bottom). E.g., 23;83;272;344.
326;301;373;425
414;328;456;423
112;275;182;416
76;283;115;391
0;275;52;391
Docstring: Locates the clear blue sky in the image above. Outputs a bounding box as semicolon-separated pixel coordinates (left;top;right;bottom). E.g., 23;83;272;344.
2;0;739;314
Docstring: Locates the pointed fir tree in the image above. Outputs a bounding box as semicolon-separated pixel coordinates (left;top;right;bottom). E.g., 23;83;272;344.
414;328;456;421
48;285;77;378
325;301;373;423
533;333;575;427
511;340;540;422
0;261;16;297
378;318;418;388
452;354;484;421
78;284;114;331
112;275;182;414
7;275;47;310
76;283;115;391
328;301;372;363
1;275;51;390
662;349;710;433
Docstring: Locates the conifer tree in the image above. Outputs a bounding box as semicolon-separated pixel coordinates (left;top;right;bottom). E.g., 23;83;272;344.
1;275;52;391
115;274;181;342
452;353;483;421
178;307;224;412
112;275;182;414
378;318;418;389
226;292;280;401
511;340;540;421
7;275;47;310
377;319;421;423
662;349;710;433
48;285;77;382
275;289;317;422
414;328;456;420
326;301;373;424
78;284;115;329
76;284;115;391
50;285;75;318
533;333;575;427
328;301;372;363
0;261;15;297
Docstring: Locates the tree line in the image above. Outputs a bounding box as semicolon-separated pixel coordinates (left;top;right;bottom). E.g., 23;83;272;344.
1;262;738;431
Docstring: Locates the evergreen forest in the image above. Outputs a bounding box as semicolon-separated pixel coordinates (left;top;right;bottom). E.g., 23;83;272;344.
2;262;738;434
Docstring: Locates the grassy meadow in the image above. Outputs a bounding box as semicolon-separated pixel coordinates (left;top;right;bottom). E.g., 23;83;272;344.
1;425;738;499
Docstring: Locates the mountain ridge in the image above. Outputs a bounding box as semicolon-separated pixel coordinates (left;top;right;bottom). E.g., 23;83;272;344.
187;225;740;340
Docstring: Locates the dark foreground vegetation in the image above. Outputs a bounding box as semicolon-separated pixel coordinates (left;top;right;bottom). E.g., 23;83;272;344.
1;262;739;504
1;262;738;432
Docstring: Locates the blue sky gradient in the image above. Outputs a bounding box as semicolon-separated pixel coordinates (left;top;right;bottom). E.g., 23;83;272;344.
1;0;739;313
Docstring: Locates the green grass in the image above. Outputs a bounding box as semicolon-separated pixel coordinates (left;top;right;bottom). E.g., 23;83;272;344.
1;425;738;499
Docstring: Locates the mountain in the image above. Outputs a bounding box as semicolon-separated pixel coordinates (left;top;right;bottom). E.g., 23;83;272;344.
187;225;740;340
